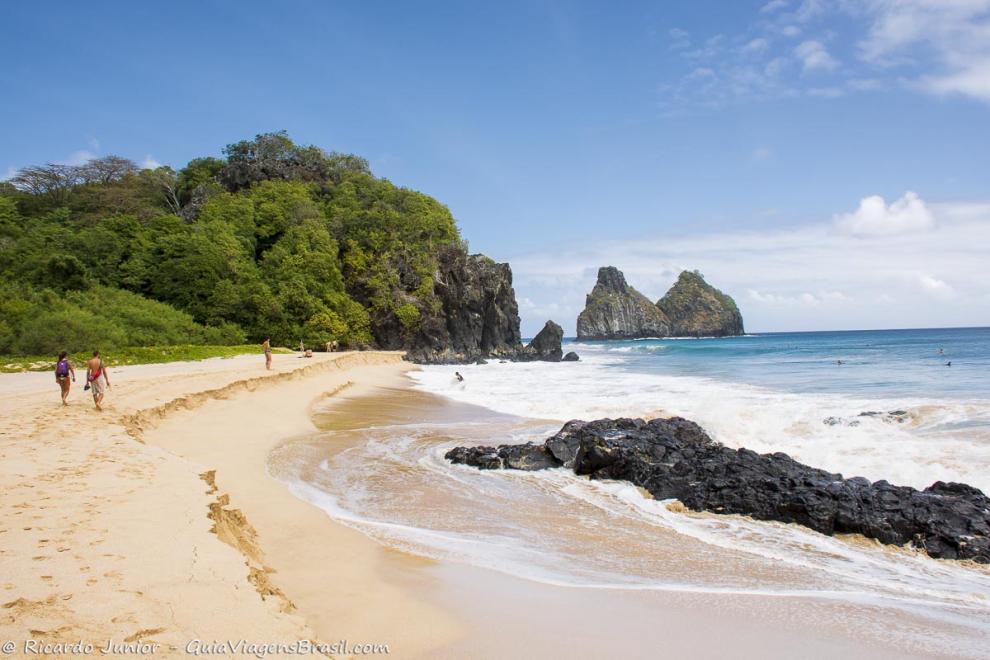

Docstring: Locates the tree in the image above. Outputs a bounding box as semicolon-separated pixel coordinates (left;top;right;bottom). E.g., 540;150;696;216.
10;163;80;204
141;166;182;214
177;157;224;206
218;131;370;191
78;156;139;185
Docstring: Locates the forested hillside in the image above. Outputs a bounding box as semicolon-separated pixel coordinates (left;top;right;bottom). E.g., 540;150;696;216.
0;132;465;356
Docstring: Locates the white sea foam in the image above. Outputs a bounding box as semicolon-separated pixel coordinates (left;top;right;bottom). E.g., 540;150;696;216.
272;337;990;654
276;423;990;645
409;352;990;492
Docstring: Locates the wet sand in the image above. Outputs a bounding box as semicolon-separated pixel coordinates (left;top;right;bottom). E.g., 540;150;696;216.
293;383;988;659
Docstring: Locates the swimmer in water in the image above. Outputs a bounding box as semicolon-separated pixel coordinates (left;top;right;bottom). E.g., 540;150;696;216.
946;361;952;367
455;371;464;382
837;359;844;365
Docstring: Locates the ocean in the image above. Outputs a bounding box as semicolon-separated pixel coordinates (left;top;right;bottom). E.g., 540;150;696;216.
273;327;990;656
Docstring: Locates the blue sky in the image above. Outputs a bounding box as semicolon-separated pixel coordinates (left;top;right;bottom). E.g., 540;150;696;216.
3;1;989;334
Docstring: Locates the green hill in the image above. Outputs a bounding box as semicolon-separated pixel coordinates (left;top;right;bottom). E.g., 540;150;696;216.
0;132;464;357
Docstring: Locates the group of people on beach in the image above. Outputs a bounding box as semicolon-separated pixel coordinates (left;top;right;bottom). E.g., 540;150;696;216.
261;338;341;370
54;350;111;410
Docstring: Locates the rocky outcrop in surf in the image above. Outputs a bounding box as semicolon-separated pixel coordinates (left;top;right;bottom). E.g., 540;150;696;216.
518;320;564;362
445;417;990;563
656;270;744;337
576;267;671;340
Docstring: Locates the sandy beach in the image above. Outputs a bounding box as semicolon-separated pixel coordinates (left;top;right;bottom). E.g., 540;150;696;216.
2;350;987;659
0;351;453;657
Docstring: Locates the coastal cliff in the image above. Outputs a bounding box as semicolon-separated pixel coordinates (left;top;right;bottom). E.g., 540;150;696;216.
403;249;522;363
657;270;744;337
576;267;671;340
403;248;567;364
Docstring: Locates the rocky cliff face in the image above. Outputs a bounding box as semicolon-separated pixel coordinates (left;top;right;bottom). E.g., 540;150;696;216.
404;249;523;363
446;417;990;563
657;270;744;337
576;267;671;340
403;249;568;364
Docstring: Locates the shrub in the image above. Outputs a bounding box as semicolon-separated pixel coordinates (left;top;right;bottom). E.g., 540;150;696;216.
15;308;128;355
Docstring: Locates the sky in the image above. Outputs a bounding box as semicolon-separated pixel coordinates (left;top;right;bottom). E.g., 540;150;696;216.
2;0;989;335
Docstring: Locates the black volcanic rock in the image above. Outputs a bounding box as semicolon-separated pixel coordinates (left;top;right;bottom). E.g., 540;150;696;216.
404;249;523;363
576;267;671;340
402;250;568;364
519;320;564;362
562;351;580;362
446;417;990;563
656;270;744;337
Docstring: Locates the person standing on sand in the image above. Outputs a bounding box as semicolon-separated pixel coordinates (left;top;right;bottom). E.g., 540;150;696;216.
86;350;110;411
262;338;272;370
54;351;75;405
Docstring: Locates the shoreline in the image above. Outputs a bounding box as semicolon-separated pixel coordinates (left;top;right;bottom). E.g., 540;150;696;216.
292;382;988;659
0;351;459;657
2;350;986;658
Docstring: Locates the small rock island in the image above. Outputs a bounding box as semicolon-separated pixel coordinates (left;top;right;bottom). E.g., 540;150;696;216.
576;266;743;340
576;267;671;340
658;270;744;337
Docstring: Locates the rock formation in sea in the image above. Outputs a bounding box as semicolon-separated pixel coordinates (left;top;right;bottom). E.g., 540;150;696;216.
446;417;990;563
518;320;564;362
576;267;671;340
403;250;570;364
575;266;744;339
656;270;744;337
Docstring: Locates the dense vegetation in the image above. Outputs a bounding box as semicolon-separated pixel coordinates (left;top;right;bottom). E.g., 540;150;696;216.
0;132;463;356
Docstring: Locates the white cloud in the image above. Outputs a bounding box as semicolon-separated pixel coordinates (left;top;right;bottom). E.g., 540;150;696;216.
857;0;990;102
661;0;990;111
505;195;990;335
794;40;838;72
761;0;789;14
764;57;788;76
924;60;990;100
741;38;770;54
793;0;827;23
834;191;935;236
58;150;96;166
668;27;691;50
917;273;955;299
747;289;850;306
140;155;162;170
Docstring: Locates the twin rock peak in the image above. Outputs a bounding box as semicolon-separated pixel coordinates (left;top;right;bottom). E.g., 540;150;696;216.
576;266;744;340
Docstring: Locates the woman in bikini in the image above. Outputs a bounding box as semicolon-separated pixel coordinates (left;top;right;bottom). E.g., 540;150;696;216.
54;351;75;405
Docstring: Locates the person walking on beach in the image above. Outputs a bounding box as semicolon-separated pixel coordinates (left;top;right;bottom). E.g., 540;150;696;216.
262;338;272;370
54;351;75;405
86;350;110;411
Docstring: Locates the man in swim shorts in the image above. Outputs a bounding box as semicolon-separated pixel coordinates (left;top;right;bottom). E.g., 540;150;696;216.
86;350;111;410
